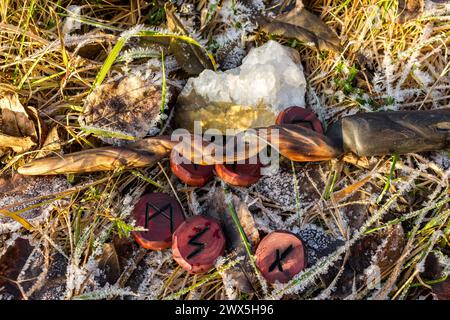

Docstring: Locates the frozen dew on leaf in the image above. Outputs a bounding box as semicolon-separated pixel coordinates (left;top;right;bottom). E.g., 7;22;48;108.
79;75;163;145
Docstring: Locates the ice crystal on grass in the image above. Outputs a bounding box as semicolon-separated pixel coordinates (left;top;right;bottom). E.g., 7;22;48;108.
74;283;137;300
62;5;82;35
120;24;146;39
0;176;70;234
214;0;264;69
136;251;171;299
215;256;242;300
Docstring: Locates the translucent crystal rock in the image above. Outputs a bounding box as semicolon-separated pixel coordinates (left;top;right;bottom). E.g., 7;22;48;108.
176;40;306;132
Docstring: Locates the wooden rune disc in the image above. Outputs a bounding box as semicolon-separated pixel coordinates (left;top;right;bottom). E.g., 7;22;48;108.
255;231;307;284
276;106;323;134
132;193;185;250
215;162;262;187
172;215;226;274
170;149;214;187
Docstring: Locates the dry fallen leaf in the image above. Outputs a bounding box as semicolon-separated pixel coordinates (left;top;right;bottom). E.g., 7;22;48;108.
165;3;214;75
35;126;62;159
349;224;405;284
397;0;424;24
332;174;372;202
0;238;33;299
0;133;35;154
79;75;162;145
372;224;405;275
97;237;135;285
258;0;341;52
432;279;450;300
0;91;44;154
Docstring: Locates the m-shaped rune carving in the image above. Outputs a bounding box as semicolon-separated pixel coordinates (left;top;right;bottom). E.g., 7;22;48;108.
145;202;174;233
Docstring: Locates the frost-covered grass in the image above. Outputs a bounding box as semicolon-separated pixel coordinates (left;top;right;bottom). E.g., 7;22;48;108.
0;0;449;300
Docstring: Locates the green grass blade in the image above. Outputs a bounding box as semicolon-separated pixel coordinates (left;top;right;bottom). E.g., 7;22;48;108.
377;154;399;203
90;36;128;91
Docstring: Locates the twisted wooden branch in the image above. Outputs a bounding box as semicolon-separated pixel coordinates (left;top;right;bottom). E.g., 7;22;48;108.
17;125;340;175
17;136;176;175
17;109;449;176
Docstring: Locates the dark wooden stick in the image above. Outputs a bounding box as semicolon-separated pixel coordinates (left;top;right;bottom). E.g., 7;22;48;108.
326;108;450;156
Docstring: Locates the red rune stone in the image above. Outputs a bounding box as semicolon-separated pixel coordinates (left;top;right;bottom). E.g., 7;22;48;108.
172;215;226;274
255;231;307;284
275;106;324;134
215;162;262;187
170;149;214;187
132;193;185;250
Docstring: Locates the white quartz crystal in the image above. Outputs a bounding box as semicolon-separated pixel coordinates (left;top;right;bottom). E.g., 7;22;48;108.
176;40;307;132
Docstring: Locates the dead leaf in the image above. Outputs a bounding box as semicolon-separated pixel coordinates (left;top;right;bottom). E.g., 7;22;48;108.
97;237;135;285
234;200;260;248
35;126;62;159
258;0;341;52
79;75;162;146
0;132;35;153
0;93;37;138
342;153;370;169
165;3;214;75
0;238;34;299
432;279;450;300
421;251;445;281
0;91;45;154
372;225;405;275
342;192;370;231
398;0;424;24
349;224;405;278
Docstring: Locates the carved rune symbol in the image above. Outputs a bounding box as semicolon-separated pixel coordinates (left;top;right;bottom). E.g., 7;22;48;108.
187;227;210;259
144;202;174;233
269;245;294;272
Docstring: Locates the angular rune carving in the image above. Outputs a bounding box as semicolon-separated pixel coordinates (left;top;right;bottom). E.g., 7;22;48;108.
269;245;294;272
187;227;210;259
145;202;174;233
